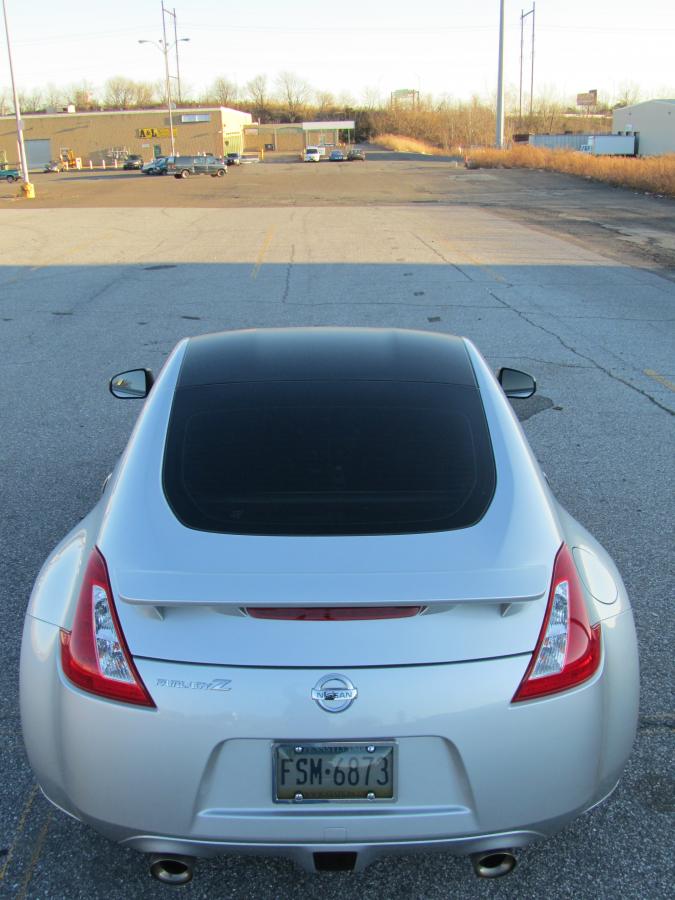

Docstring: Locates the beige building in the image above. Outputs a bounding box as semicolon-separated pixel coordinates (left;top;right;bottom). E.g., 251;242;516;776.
612;99;675;157
0;106;252;170
244;120;355;153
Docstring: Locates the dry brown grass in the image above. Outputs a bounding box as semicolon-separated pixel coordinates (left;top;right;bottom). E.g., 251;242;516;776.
375;133;461;157
466;145;675;197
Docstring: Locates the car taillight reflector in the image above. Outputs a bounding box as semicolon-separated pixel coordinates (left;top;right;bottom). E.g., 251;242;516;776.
512;543;601;702
60;548;154;707
246;606;423;621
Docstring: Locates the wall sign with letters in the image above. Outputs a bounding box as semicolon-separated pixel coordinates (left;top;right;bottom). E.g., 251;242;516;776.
137;127;175;139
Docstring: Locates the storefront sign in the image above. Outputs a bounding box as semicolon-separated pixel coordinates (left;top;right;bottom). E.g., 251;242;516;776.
137;128;175;139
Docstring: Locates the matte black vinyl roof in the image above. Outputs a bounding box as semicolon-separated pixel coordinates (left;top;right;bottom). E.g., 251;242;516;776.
178;328;476;387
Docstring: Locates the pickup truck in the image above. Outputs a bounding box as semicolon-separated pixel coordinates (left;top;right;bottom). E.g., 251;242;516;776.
0;168;20;182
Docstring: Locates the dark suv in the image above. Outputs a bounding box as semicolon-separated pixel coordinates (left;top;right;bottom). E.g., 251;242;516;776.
167;155;227;179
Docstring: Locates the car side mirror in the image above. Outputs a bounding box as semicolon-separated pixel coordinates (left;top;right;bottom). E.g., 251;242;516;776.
109;368;154;399
497;367;536;399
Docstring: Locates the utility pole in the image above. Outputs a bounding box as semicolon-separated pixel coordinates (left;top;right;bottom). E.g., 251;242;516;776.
161;5;183;104
160;2;175;155
530;2;535;118
496;0;505;148
172;8;182;104
519;5;535;123
2;0;32;196
139;7;189;157
519;9;524;122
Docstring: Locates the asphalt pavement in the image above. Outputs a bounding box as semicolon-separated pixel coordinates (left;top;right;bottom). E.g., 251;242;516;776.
0;157;673;899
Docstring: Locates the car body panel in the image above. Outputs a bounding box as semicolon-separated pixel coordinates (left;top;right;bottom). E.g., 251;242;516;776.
90;331;561;666
142;157;168;175
20;328;639;872
21;607;637;869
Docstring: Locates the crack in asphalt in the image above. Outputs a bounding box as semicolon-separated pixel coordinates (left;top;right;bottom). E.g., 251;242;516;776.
281;244;295;303
638;713;675;733
411;233;473;280
486;290;675;416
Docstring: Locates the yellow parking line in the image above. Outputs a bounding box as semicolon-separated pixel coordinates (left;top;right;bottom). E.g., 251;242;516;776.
644;369;675;392
0;784;38;882
251;226;276;279
17;810;53;900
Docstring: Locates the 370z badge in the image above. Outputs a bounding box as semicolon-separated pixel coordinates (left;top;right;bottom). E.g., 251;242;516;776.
311;674;358;712
156;678;231;691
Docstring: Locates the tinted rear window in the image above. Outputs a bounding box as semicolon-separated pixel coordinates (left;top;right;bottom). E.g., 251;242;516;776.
163;381;495;536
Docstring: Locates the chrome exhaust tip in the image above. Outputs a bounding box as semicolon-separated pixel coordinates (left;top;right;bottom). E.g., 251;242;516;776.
470;850;517;878
149;855;195;885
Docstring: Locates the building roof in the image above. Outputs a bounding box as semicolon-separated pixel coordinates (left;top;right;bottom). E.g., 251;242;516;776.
0;107;246;121
615;99;675;113
244;120;355;131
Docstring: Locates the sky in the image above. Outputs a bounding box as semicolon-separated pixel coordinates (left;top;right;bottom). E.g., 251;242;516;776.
1;0;674;106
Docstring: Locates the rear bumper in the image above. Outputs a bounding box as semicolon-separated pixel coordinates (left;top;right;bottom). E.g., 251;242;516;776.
21;611;638;864
119;829;546;873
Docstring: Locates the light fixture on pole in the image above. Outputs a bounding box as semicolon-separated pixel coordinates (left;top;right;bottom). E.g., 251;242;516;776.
138;35;190;157
2;0;33;196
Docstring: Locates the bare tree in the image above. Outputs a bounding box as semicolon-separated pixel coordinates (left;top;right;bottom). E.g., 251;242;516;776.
246;74;268;118
104;77;137;108
337;90;356;110
133;81;156;107
44;83;64;109
613;82;641;109
207;76;238;107
361;86;383;110
314;89;335;115
276;71;310;121
0;88;11;116
17;89;43;112
68;81;97;110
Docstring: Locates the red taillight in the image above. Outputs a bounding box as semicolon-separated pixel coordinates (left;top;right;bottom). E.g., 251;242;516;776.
60;548;155;707
246;606;423;621
512;543;601;702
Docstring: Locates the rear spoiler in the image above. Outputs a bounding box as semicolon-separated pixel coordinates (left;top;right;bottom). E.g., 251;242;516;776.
115;565;549;619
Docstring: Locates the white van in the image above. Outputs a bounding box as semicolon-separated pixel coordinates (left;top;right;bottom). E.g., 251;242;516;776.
303;147;322;162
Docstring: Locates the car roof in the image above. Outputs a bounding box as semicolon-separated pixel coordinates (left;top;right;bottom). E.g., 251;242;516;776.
177;328;476;388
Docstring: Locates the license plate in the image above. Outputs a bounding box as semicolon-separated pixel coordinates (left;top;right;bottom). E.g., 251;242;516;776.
274;742;395;801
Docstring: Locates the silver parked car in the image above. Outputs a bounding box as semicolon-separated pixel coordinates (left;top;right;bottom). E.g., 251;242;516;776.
20;328;639;885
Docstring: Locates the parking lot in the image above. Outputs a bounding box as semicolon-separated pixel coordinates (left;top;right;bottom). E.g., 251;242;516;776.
0;151;673;899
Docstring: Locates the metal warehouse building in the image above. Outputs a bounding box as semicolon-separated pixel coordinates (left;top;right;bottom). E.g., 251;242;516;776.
613;99;675;156
0;106;252;170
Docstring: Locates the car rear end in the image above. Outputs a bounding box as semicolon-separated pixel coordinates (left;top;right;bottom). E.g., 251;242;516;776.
20;329;639;875
167;156;195;178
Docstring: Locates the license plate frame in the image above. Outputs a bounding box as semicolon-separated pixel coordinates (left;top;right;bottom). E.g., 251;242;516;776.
273;741;397;803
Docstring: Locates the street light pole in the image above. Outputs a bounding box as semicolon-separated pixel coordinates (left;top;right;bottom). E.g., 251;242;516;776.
171;7;182;105
2;0;31;193
138;34;189;158
496;0;505;148
160;5;175;157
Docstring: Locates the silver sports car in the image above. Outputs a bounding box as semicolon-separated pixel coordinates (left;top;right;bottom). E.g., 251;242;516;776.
20;328;639;884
